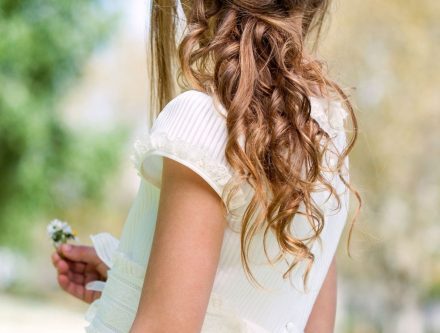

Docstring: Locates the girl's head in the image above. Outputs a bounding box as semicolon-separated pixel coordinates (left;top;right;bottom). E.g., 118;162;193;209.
151;0;332;109
150;0;361;289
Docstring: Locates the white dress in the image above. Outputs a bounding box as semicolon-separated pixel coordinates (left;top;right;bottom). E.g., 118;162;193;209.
83;89;350;333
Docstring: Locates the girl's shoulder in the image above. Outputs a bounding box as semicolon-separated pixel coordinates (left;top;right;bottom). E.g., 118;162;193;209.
131;89;233;200
130;89;349;201
158;89;349;138
156;89;228;125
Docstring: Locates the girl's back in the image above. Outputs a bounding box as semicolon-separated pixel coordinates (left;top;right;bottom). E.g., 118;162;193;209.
83;89;351;333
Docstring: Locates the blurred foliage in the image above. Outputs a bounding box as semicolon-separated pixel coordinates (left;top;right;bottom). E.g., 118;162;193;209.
0;0;126;250
320;0;440;331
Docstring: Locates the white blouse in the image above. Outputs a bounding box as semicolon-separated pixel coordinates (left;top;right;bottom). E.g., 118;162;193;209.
83;89;350;333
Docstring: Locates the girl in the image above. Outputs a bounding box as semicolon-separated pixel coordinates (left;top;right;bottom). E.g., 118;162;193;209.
51;0;361;332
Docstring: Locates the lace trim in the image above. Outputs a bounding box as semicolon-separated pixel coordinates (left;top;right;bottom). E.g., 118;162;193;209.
130;96;347;191
130;131;233;191
309;97;348;138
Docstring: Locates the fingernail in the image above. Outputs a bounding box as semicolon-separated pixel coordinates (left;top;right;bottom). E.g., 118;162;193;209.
62;244;72;252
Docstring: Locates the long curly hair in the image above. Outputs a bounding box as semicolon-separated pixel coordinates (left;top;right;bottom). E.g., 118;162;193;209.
149;0;362;289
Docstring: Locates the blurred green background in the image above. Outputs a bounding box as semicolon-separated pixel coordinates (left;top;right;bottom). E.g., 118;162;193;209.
0;0;438;332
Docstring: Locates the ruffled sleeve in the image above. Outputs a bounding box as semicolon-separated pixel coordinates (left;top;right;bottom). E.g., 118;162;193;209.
130;90;235;200
82;231;120;327
309;96;350;177
84;232;120;292
309;96;348;139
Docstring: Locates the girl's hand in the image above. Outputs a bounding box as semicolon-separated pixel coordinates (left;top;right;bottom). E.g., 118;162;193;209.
51;244;109;304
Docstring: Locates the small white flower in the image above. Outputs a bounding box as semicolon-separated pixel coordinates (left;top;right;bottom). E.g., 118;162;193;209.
47;219;78;249
62;224;72;234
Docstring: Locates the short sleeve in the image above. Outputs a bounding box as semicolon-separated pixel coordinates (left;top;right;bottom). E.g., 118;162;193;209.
130;90;234;199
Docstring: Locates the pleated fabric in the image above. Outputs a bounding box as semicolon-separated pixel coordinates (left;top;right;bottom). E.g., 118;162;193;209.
83;90;350;333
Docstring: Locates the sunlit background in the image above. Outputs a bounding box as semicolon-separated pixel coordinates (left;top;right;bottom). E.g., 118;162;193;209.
0;0;438;332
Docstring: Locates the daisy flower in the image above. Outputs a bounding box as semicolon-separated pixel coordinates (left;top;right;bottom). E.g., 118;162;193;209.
47;219;79;249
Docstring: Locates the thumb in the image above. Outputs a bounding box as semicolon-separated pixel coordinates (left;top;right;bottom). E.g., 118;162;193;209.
59;244;99;265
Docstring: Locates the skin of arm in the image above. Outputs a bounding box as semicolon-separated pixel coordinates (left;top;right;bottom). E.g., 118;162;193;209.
129;157;228;333
304;255;338;333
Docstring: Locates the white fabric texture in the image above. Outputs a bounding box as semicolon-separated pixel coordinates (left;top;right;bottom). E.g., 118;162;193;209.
83;89;350;333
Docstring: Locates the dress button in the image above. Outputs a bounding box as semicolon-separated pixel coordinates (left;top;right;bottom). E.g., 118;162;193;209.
286;321;295;330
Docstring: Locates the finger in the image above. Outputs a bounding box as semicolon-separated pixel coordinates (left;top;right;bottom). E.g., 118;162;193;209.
54;250;76;267
58;273;83;300
84;271;103;284
94;262;109;280
59;273;86;302
85;288;101;304
68;279;85;301
68;269;103;286
75;280;99;303
53;253;77;275
51;252;61;266
59;244;100;265
57;273;70;291
84;289;95;304
58;273;100;304
55;259;70;274
67;261;86;274
53;251;87;275
70;272;85;284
